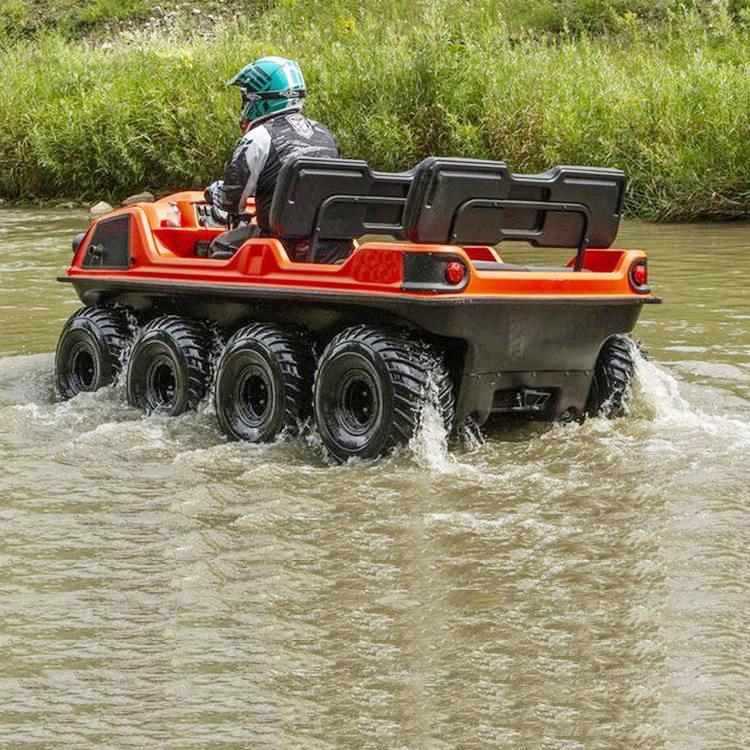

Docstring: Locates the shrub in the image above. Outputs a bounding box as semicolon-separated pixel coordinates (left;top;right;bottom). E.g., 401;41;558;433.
0;0;748;219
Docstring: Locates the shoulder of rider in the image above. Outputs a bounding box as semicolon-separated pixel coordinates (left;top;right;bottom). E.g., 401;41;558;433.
231;124;271;160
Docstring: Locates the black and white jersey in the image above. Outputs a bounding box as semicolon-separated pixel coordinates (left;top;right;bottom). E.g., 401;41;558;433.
213;110;340;230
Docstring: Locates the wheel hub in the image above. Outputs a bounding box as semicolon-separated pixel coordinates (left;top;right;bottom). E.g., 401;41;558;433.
70;344;96;391
237;365;273;426
338;370;379;435
147;356;177;409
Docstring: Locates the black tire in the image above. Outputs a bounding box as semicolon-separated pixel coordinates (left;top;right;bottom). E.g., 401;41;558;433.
214;323;314;442
313;325;454;462
126;315;211;415
585;334;636;418
55;306;129;399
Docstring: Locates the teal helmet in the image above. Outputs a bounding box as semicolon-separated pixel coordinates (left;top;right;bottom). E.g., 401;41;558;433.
227;56;306;124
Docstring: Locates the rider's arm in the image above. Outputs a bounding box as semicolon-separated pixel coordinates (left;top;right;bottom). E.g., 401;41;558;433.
208;126;272;213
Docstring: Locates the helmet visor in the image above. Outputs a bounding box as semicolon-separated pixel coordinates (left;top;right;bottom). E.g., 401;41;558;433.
239;87;307;122
240;88;306;104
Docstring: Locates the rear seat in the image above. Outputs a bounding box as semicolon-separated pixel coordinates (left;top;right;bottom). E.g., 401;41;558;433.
401;157;626;270
269;158;413;262
266;155;626;266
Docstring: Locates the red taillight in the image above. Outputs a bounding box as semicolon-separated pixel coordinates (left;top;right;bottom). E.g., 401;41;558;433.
445;261;466;285
629;261;649;291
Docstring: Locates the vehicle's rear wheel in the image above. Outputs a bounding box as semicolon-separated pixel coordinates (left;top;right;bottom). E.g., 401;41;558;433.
55;306;129;399
214;323;313;442
313;325;454;462
126;315;211;415
585;334;637;418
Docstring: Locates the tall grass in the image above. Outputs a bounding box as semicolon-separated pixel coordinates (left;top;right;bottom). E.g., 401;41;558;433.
0;0;749;219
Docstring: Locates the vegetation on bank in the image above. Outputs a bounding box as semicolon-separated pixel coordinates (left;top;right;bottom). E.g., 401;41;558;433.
3;0;750;42
0;0;749;220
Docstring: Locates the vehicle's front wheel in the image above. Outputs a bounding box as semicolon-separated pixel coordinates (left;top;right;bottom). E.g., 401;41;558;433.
585;334;637;418
55;306;130;399
214;323;313;442
126;315;211;415
313;325;454;462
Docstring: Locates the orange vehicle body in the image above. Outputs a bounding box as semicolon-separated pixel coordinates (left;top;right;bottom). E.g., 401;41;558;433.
66;190;649;301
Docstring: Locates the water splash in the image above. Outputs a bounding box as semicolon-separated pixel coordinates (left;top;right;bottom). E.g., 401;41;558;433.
113;304;140;387
630;350;692;420
458;417;485;451
409;367;457;473
631;351;750;446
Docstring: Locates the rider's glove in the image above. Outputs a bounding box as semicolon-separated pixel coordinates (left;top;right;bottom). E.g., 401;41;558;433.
204;180;223;206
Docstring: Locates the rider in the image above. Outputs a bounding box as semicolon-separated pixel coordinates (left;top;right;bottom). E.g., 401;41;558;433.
205;56;350;263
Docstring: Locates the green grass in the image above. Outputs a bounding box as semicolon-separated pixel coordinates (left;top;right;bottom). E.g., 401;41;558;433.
0;0;749;219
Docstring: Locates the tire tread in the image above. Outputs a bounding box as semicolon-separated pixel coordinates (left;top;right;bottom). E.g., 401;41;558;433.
314;324;455;460
586;334;637;418
128;315;211;413
215;323;314;441
56;305;130;398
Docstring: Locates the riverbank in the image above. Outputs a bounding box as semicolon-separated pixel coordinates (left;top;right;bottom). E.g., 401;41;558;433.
1;0;749;220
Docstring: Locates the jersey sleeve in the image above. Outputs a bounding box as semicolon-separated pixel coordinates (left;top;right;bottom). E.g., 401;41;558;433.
214;126;272;213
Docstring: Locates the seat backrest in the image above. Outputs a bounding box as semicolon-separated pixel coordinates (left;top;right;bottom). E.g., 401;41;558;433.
402;157;627;249
269;157;413;244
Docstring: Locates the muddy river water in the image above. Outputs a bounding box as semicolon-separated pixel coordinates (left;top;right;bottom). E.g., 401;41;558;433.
0;210;748;749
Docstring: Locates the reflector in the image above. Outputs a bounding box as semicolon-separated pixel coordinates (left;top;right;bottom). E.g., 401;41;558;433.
631;262;648;289
445;261;466;285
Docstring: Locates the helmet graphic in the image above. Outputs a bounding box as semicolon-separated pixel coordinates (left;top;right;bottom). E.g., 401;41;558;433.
227;56;306;124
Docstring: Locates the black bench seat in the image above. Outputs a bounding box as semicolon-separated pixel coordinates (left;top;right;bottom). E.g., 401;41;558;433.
268;155;627;265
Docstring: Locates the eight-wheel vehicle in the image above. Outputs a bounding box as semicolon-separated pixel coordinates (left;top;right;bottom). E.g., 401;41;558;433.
55;156;659;461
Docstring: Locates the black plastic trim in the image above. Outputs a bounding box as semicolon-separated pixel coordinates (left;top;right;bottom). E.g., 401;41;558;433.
403;157;626;251
315;194;407;237
72;232;87;254
452;198;592;271
402;252;469;293
82;215;130;270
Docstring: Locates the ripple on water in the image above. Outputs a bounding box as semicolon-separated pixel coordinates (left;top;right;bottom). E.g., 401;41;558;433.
1;246;750;748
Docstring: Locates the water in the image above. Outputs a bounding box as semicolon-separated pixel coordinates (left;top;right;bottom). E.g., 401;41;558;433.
0;210;748;749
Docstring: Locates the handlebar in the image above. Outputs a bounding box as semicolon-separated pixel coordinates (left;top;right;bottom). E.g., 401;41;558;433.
228;211;255;230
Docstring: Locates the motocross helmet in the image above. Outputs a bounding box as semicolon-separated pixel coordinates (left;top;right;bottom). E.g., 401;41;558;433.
227;56;306;125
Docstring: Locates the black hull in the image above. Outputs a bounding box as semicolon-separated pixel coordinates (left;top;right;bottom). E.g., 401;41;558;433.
61;276;654;424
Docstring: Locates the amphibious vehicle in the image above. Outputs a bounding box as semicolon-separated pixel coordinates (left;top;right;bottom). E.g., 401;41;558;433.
56;156;658;461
